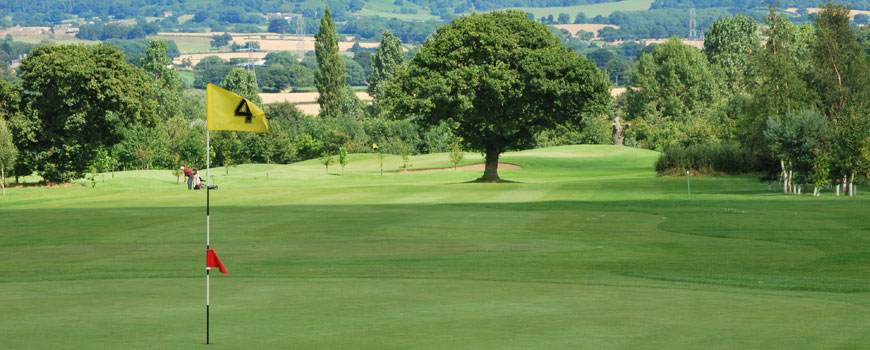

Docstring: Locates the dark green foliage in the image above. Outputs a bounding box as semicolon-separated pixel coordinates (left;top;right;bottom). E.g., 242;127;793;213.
315;7;347;119
76;23;147;40
141;40;183;120
656;142;758;176
339;17;442;43
765;109;833;185
536;117;613;147
0;36;38;64
626;37;727;151
810;1;870;183
210;33;233;48
603;57;630;86
193;56;233;89
586;48;615;69
257;51;316;91
388;10;611;181
256;63;316;92
344;57;367;86
105;38;180;67
368;30;404;99
856;25;870;55
810;1;870;119
13;43;155;182
593;8;735;41
704;15;760;92
222;68;261;104
268;18;293;34
652;0;870;10
741;8;815;157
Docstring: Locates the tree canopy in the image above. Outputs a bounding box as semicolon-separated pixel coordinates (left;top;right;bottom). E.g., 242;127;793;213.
13;44;155;182
626;37;726;150
703;14;760;93
388;10;611;181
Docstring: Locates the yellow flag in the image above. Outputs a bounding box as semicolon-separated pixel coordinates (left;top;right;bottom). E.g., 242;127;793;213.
207;84;269;133
372;143;379;149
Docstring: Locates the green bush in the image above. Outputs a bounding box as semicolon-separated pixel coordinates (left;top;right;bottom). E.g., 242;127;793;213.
655;143;758;176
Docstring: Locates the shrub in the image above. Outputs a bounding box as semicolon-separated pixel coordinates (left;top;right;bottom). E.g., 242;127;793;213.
655;142;758;176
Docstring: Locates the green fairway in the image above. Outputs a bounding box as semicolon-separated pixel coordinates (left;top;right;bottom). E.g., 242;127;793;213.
1;145;868;349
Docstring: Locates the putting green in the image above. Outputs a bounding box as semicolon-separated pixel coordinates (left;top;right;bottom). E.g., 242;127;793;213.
1;145;868;349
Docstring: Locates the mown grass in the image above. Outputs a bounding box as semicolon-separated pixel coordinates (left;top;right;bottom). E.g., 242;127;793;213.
1;145;868;349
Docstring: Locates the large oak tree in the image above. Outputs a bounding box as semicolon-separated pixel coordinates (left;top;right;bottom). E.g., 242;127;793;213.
14;44;155;183
388;10;610;182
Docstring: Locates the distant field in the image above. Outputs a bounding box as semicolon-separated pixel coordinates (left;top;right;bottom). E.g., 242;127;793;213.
173;52;268;66
158;32;378;60
2;145;869;349
177;14;194;24
785;7;870;20
152;34;214;54
177;70;195;87
603;37;704;49
507;0;653;18
552;23;619;38
358;0;439;20
4;33;96;45
260;91;373;115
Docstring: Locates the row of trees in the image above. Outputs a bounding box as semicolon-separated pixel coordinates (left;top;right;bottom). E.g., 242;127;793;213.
5;2;867;191
642;2;870;196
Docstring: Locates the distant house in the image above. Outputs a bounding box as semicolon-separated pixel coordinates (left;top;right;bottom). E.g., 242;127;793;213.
164;11;173;18
234;60;266;67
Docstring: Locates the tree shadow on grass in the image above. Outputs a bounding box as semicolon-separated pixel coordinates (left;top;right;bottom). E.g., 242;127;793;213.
466;177;521;184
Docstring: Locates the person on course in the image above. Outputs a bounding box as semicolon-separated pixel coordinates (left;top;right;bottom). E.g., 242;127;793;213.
181;166;194;190
193;168;202;189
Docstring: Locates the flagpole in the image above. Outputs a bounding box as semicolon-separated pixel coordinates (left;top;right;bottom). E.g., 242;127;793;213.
206;129;211;345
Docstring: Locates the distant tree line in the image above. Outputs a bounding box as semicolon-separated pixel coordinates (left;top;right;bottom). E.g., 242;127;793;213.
3;2;869;192
651;0;870;10
639;2;870;196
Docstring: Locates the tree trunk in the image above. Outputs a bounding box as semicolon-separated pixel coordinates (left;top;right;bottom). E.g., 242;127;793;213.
843;176;848;196
1;166;5;196
612;117;628;146
836;184;840;196
779;159;788;193
813;186;819;197
480;148;500;182
850;172;855;197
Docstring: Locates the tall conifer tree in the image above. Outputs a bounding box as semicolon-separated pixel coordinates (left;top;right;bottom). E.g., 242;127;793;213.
315;7;346;118
368;30;404;99
142;40;184;120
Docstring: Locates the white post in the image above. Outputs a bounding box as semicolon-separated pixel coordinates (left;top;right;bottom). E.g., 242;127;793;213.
206;129;211;344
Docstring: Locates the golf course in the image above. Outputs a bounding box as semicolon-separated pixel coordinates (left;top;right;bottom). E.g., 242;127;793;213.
1;145;868;349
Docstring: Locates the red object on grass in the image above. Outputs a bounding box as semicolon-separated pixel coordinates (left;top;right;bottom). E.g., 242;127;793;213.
207;249;227;274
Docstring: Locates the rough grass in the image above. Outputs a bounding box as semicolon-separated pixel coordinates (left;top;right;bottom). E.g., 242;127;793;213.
1;145;869;349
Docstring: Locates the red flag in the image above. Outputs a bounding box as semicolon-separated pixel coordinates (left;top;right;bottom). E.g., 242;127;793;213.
206;249;227;274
